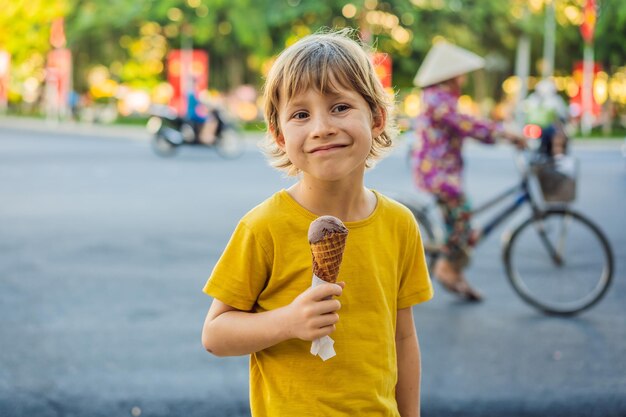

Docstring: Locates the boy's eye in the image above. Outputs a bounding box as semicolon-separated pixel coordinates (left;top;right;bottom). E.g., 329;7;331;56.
333;104;350;112
292;111;309;120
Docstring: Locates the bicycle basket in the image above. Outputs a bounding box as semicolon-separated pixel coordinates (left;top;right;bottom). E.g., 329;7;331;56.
530;155;578;203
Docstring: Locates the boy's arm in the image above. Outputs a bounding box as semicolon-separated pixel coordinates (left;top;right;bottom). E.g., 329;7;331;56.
202;283;343;357
395;307;422;417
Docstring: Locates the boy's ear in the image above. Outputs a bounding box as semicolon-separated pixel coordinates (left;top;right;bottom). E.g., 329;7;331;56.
371;106;386;137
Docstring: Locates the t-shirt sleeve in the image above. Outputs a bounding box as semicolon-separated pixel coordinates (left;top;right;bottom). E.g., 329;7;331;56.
397;212;434;309
203;220;271;311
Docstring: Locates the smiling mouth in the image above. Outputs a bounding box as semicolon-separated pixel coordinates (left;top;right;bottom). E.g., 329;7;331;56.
309;144;347;154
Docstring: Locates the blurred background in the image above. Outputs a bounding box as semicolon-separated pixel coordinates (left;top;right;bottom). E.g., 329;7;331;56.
0;0;625;136
1;1;625;417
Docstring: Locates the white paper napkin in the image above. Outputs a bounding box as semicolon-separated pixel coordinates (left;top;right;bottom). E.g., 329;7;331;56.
309;274;337;361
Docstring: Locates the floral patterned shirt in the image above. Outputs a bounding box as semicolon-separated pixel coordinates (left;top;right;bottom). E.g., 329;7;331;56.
412;83;503;199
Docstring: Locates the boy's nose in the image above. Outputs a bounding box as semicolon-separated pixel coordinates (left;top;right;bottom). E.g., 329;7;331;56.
310;114;337;139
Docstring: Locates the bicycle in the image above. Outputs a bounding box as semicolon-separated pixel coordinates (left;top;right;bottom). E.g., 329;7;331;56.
394;150;614;316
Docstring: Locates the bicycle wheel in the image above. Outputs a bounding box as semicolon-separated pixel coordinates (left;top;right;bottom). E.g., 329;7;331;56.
504;209;613;315
396;198;438;271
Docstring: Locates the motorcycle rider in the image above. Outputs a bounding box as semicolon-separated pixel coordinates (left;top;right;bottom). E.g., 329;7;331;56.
186;78;221;145
522;78;570;157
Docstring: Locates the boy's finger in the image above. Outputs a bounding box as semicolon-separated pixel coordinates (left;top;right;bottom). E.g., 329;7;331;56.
312;311;340;327
315;299;341;314
311;283;343;300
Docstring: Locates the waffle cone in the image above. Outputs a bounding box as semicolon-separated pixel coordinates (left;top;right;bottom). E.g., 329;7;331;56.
310;232;347;283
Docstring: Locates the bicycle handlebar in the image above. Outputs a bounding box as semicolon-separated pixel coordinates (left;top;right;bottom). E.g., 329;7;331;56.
512;146;542;179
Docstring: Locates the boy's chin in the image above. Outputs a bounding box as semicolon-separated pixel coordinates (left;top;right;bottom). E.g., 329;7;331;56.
304;166;366;183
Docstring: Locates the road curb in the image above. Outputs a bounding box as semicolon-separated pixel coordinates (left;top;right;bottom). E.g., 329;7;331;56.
0;115;268;144
0;115;149;141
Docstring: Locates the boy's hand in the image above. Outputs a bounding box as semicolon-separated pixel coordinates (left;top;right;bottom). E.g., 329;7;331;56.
285;283;343;341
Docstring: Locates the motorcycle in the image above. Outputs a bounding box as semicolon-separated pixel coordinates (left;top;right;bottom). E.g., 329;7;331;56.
146;105;244;159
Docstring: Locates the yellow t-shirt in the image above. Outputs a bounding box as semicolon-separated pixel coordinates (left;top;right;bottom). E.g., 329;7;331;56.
203;189;433;417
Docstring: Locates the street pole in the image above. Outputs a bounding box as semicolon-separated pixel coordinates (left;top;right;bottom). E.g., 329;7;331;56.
181;22;193;116
542;0;556;79
513;4;531;127
579;0;597;137
581;43;594;136
514;35;531;126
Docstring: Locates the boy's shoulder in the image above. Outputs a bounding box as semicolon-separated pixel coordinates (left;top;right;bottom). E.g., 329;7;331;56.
376;191;417;223
240;190;285;225
239;190;308;234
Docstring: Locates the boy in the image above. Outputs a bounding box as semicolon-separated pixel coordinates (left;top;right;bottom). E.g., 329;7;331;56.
202;29;433;417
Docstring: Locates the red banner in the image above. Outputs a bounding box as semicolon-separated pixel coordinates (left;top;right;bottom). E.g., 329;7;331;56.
0;50;10;108
46;48;72;111
580;0;596;44
50;18;66;48
167;49;209;116
570;61;602;118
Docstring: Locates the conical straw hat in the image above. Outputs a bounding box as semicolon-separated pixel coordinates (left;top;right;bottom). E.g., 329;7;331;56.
413;42;485;88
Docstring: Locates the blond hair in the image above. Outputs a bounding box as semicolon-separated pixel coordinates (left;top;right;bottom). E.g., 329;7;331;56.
262;28;397;176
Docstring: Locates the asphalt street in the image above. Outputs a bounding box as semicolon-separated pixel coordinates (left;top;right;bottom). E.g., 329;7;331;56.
1;118;625;417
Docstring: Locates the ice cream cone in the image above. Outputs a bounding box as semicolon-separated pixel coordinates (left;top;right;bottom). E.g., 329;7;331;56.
307;216;348;361
308;216;349;283
310;233;348;282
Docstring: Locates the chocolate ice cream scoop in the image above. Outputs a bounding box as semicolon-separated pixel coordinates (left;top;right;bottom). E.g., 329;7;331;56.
308;216;349;244
308;216;349;282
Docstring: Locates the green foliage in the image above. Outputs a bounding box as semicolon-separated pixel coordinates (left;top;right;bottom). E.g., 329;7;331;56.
0;0;68;89
595;0;626;71
2;0;625;96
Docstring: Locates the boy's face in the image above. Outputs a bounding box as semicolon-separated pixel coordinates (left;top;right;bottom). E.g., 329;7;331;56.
275;85;384;182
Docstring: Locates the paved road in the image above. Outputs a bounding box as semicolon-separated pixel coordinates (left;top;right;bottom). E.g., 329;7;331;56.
1;120;625;417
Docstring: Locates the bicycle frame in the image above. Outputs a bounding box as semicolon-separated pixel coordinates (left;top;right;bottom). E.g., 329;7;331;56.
419;178;535;256
470;172;568;268
419;151;557;256
469;149;553;246
471;179;532;244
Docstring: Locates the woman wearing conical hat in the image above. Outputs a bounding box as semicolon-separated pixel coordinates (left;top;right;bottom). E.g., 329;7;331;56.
411;42;526;301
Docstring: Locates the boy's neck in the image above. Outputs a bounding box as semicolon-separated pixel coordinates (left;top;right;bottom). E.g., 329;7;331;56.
286;178;377;222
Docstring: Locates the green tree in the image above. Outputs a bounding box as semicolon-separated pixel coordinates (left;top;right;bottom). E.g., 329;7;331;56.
65;0;152;90
3;0;625;113
595;0;626;72
0;0;69;99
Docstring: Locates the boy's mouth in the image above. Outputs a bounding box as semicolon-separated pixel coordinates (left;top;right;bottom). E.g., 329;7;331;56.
309;144;347;154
